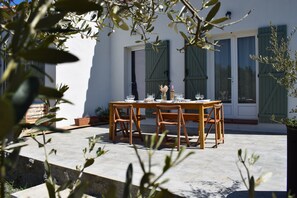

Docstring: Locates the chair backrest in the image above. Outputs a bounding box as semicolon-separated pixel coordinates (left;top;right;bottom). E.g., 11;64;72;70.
205;103;224;122
214;103;223;120
112;104;134;122
156;105;184;125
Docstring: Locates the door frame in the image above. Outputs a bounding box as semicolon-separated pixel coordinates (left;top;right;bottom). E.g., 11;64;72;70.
125;45;145;98
208;30;259;120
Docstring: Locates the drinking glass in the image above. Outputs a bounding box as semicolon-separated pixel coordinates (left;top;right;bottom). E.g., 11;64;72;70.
175;93;184;102
195;93;201;100
130;95;135;100
127;95;135;100
147;93;155;102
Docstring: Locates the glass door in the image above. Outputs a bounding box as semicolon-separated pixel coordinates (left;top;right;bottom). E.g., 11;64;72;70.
237;36;256;104
215;39;231;103
214;36;257;120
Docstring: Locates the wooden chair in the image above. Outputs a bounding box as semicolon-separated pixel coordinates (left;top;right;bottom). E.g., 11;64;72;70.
155;105;190;151
204;103;225;148
112;104;143;145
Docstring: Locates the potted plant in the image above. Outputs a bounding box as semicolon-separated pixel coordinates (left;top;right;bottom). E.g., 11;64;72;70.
74;117;91;126
95;106;110;123
251;25;297;196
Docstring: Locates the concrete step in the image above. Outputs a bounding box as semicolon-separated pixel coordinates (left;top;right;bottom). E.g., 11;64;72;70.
11;183;95;198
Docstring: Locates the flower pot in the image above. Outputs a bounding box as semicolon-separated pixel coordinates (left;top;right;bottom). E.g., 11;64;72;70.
74;117;90;126
89;116;100;125
287;125;297;196
74;116;101;126
161;92;167;100
98;116;109;123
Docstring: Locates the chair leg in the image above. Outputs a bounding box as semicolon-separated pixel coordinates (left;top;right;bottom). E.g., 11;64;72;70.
118;122;128;137
112;123;116;143
197;125;211;145
177;125;181;151
221;121;225;144
155;124;160;143
129;121;133;145
205;124;213;139
135;123;143;141
183;125;190;147
112;122;116;143
214;123;218;148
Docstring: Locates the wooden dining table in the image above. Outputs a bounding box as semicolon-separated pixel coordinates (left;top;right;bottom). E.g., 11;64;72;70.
109;100;222;149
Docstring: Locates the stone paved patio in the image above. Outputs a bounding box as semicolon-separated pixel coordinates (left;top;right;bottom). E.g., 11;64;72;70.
14;123;287;197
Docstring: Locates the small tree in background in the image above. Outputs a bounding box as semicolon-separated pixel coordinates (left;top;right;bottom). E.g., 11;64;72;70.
251;26;297;127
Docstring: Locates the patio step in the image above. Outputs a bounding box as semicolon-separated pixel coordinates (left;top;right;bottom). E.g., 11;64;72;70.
11;183;95;198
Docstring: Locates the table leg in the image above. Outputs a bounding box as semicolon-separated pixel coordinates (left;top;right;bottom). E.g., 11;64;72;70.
136;108;141;129
198;105;205;149
217;119;222;140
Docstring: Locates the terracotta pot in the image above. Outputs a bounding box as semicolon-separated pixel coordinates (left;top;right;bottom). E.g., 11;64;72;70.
74;117;90;126
74;116;102;126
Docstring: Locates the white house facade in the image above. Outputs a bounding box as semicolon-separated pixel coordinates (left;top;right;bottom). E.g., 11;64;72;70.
49;0;297;127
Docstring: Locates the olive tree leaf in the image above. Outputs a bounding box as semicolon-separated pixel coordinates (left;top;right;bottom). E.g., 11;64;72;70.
21;48;79;64
36;13;66;29
55;0;103;15
155;188;175;198
0;98;15;139
43;28;79;34
84;158;94;168
210;16;229;24
1;59;18;83
111;13;129;31
38;86;64;99
57;180;73;192
32;124;69;133
123;163;133;198
205;2;220;22
203;0;218;8
140;173;154;195
179;31;189;42
68;181;88;198
45;179;56;198
0;7;12;21
163;155;171;172
12;77;40;123
35;115;66;126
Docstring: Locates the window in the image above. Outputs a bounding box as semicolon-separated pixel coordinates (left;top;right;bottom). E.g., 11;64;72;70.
238;36;256;103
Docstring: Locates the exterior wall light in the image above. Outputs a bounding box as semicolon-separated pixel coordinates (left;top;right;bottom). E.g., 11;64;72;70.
225;11;232;19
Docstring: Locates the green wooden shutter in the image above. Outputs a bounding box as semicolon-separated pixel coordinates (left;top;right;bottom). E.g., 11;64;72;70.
258;25;288;123
185;45;207;100
145;40;170;116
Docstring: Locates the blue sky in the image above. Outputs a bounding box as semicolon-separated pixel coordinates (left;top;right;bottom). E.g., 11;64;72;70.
13;0;24;4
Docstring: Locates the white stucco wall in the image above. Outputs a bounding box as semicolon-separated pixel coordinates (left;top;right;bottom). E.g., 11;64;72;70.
54;31;111;127
109;0;297;117
54;0;297;126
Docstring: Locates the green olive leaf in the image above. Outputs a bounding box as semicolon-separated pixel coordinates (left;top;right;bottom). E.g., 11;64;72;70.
12;77;40;123
55;0;103;15
205;2;220;22
0;98;15;139
21;48;79;64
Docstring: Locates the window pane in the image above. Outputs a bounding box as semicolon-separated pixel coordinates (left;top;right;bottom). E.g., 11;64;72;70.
215;39;231;103
238;36;256;103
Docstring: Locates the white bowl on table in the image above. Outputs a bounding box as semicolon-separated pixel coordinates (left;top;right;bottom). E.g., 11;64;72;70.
125;99;136;103
196;99;211;103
